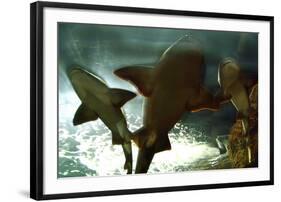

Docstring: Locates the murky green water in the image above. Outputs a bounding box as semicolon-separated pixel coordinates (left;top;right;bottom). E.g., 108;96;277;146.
57;23;257;178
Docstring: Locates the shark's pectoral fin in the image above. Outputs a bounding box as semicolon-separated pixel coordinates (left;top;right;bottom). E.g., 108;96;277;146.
132;127;171;153
114;66;154;97
188;86;220;112
154;135;171;153
131;127;147;148
108;88;136;107
73;103;98;126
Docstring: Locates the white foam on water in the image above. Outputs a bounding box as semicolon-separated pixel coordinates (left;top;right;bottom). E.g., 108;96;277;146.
58;105;220;177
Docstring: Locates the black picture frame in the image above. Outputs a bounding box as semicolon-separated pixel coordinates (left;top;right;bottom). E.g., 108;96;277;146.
30;1;274;200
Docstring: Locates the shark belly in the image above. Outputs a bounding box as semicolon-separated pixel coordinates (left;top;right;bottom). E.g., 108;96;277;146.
144;63;199;130
87;93;133;172
144;89;186;132
86;93;128;145
140;83;187;153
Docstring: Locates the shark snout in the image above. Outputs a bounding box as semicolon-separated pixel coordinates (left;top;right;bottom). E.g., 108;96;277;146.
68;67;84;79
175;35;195;45
114;67;130;80
179;34;191;41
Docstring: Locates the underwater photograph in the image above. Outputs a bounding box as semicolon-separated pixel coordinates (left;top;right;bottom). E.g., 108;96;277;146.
57;22;258;178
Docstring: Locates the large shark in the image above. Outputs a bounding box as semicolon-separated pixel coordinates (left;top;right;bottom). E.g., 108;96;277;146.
68;67;136;174
114;35;219;173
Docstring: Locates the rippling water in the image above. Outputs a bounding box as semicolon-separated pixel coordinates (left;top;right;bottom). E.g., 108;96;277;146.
58;103;231;178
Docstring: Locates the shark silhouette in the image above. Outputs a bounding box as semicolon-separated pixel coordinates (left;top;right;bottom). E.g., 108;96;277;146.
68;67;136;174
114;35;219;173
217;58;251;163
218;58;250;135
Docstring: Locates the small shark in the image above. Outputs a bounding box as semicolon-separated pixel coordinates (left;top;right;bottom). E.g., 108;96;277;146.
68;67;136;174
217;58;251;163
114;35;219;173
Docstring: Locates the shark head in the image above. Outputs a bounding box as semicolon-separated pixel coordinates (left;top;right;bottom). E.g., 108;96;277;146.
68;66;109;102
68;66;106;84
218;58;241;89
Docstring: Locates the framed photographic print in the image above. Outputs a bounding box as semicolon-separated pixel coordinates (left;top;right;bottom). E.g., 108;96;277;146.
30;1;274;200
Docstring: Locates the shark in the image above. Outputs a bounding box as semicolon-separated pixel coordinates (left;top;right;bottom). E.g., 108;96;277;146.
217;58;251;163
114;35;219;173
218;58;250;135
68;67;136;174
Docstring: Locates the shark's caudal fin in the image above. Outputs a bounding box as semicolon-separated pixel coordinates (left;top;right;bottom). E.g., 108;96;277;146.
114;66;154;97
108;88;136;107
73;103;98;125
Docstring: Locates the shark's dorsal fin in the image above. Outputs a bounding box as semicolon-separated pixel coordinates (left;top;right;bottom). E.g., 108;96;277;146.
108;88;136;108
114;66;154;97
73;103;98;126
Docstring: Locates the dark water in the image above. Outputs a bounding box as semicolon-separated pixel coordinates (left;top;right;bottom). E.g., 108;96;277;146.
58;23;257;177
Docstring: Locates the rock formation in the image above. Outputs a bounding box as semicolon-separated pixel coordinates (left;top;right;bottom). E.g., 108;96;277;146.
228;84;258;167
